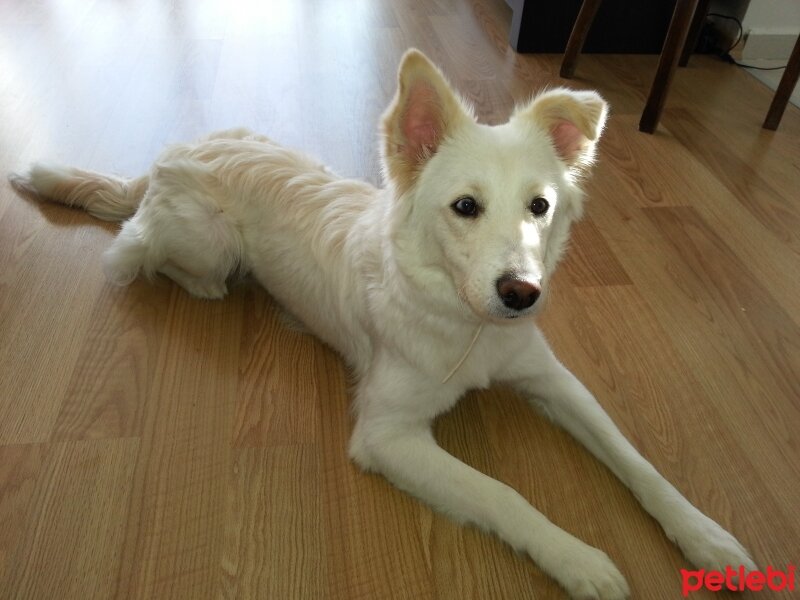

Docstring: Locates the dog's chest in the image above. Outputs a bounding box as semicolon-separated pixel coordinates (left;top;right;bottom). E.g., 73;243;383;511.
404;323;529;392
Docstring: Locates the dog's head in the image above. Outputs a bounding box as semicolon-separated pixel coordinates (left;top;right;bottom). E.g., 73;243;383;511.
381;49;608;323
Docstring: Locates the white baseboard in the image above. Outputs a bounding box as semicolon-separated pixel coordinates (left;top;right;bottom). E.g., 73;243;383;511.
741;31;799;61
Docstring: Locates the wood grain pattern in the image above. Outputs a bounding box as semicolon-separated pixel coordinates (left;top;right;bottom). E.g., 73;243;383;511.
0;444;45;583
0;0;798;598
234;290;322;448
3;439;139;599
220;445;323;600
52;281;173;441
95;289;243;600
663;110;800;251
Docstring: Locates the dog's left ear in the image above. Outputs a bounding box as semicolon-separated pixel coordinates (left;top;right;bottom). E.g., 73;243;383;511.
381;49;473;194
515;88;608;170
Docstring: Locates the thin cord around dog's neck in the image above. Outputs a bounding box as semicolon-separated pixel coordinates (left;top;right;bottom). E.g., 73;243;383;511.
441;322;484;384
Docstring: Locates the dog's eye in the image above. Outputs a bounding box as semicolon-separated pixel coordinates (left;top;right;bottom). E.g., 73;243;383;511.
452;196;479;218
530;197;550;216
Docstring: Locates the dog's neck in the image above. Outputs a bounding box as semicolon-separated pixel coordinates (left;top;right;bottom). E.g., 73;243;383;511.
441;321;484;384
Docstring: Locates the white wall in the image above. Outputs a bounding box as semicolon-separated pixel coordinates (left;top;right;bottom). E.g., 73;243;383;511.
741;0;799;59
742;0;800;35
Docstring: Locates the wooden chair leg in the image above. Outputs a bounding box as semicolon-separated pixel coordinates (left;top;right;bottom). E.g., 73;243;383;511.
640;0;701;133
560;0;603;79
679;0;711;67
763;34;800;130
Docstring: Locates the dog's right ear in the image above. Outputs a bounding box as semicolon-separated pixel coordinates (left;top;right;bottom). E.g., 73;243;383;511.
381;49;472;195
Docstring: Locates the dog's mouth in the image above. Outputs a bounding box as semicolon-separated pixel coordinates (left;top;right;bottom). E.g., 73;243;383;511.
478;304;541;324
497;309;538;322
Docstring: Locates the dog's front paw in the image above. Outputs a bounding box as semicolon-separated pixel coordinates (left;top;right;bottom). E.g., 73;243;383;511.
669;513;757;573
549;545;630;600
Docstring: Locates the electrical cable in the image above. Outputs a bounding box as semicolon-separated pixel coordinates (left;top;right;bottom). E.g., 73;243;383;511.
706;12;788;71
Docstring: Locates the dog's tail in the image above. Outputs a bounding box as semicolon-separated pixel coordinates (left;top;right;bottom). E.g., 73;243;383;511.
9;163;148;222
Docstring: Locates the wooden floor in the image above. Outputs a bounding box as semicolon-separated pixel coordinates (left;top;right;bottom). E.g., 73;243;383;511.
1;1;798;598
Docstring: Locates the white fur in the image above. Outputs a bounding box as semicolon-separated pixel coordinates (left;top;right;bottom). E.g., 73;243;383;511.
12;51;755;600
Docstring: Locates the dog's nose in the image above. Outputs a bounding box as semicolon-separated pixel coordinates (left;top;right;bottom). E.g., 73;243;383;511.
496;275;540;311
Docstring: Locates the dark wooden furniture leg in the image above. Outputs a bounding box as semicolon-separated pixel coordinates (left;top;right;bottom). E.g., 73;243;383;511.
639;0;700;133
763;34;800;130
560;0;604;79
678;0;710;66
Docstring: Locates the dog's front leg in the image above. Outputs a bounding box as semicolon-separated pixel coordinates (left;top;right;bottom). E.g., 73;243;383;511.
507;334;757;575
349;362;630;600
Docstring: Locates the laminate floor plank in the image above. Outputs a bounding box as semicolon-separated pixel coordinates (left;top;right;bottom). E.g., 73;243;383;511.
219;445;323;600
112;291;242;600
592;115;800;318
0;0;797;598
1;439;139;599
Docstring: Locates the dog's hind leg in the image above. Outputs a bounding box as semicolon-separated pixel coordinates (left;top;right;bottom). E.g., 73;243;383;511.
102;218;149;286
158;262;228;300
349;359;630;600
149;214;238;300
128;161;245;299
506;332;757;578
100;189;238;299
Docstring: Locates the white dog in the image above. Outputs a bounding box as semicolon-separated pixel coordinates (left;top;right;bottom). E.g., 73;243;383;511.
12;50;755;598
